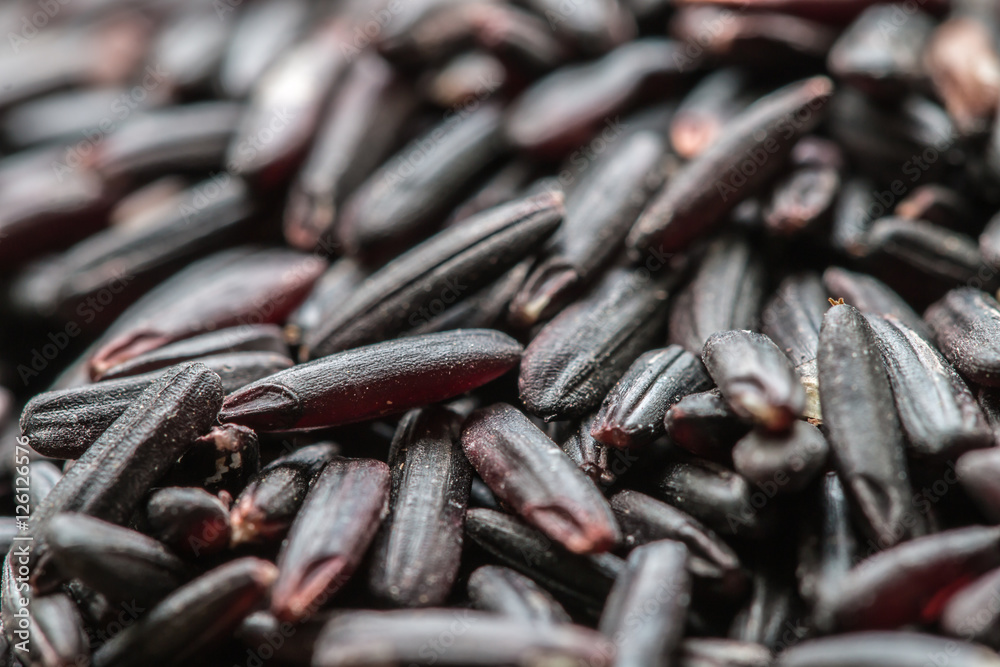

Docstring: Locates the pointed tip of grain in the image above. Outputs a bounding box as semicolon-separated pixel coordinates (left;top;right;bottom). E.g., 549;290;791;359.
253;560;280;588
589;422;632;450
219;383;301;430
509;262;579;328
525;505;620;555
670;119;717;159
271;557;349;623
229;512;259;548
805;75;835;99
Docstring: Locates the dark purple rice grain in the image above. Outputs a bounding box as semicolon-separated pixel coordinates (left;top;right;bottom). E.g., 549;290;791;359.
599;540;691;667
627;76;833;256
88;247;326;379
731;420;829;493
776;632;1000;667
822;266;932;341
284;53;416;253
466;565;572;624
761;272;826;420
95;324;288;381
271;457;389;622
830;177;877;256
144;488;231;559
670;68;750;160
591;345;711;449
44;513;192;607
90;103;242;187
0;147;112;267
561;413;620;487
730;566;801;650
312;610;615;667
2;87;131;148
375;1;570;73
504;39;689;157
464;508;624;613
815;526;1000;632
924;16;1000;137
509;130;667;327
15;592;89;667
221;330;523;431
150;6;232;99
860;217;994;295
226;19;351;189
817;303;920;548
795;472;857;607
702;330;806;434
866;314;992;458
230;442;338;546
668;234;766;355
519;265;676;420
218;0;308;98
91;557;277;667
337;103;508;258
956;447;1000;523
303;193;562;357
762;164;840;237
925;288;1000;386
664;389;750;463
656;457;779;538
21;353;289;459
461;403;620;554
610;490;745;595
826;4;932;99
28;363;223;588
369;407;471;607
